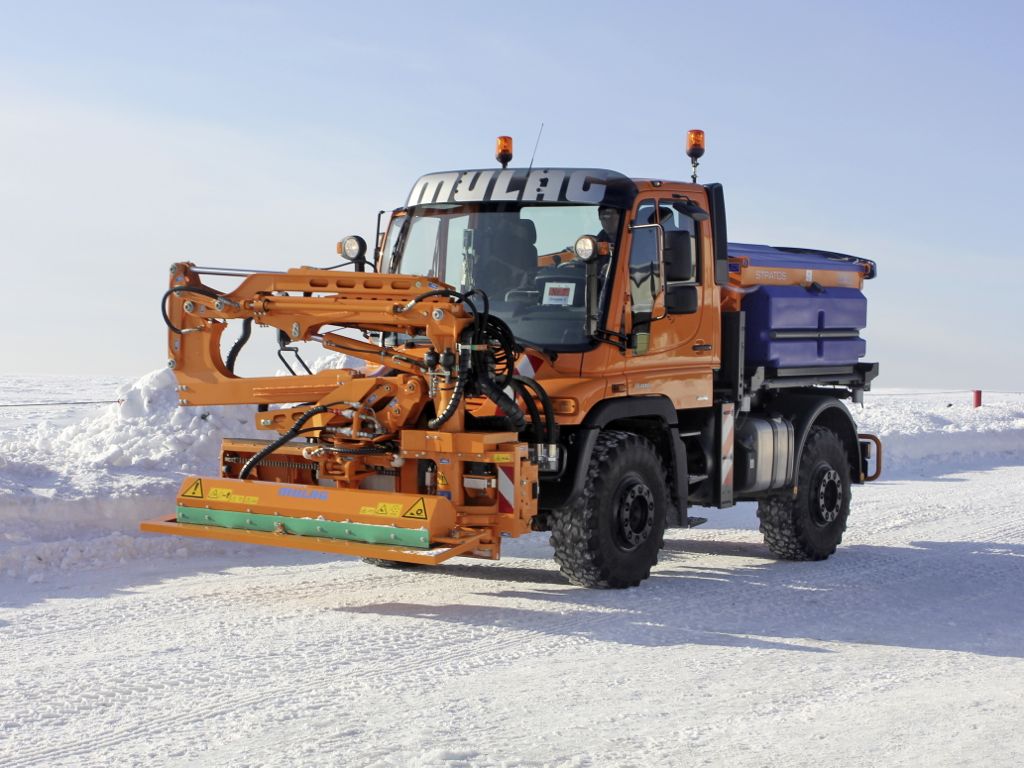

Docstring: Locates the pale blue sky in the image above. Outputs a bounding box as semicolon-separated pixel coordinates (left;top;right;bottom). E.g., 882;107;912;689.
1;1;1021;388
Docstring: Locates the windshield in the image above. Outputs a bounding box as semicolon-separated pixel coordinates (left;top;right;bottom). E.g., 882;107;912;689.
387;202;616;350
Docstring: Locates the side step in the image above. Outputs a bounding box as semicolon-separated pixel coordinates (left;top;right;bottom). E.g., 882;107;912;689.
140;516;490;566
686;516;708;528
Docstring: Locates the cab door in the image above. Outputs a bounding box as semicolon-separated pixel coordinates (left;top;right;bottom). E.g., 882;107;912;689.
622;192;718;409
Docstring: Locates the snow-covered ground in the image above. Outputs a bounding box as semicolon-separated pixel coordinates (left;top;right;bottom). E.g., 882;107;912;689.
1;373;1023;767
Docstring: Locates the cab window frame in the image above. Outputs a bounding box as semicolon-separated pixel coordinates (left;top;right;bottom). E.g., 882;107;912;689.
657;199;701;287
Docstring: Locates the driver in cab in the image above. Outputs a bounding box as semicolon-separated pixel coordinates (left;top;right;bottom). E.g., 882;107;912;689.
592;205;621;277
597;206;620;247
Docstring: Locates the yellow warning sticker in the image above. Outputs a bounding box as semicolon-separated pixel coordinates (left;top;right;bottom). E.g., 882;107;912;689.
491;453;513;463
436;471;448;486
358;502;404;518
182;479;204;499
208;487;259;505
402;497;428;520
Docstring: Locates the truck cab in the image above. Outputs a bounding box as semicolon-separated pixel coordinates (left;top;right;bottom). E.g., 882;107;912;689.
379;169;724;412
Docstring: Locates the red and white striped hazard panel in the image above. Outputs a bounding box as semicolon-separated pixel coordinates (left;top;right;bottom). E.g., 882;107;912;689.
515;352;545;379
497;465;516;514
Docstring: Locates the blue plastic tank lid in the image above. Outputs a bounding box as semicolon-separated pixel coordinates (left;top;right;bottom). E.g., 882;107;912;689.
728;242;876;278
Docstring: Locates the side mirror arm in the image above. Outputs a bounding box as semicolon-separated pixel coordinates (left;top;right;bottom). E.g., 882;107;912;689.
585;260;600;336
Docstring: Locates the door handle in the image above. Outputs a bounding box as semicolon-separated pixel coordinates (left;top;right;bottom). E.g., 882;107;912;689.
692;342;712;352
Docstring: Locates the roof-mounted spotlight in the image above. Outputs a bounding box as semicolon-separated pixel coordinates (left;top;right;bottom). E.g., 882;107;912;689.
336;235;368;271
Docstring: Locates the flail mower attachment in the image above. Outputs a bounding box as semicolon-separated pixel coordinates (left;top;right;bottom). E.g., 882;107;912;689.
140;475;496;565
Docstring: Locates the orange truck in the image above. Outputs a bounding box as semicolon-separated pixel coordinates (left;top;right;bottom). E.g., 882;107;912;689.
143;132;881;588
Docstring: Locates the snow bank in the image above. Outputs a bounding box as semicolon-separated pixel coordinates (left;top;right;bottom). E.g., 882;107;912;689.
1;372;1022;579
0;368;259;500
0;369;264;577
855;391;1024;476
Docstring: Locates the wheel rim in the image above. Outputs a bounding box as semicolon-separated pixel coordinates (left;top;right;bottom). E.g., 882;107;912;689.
813;466;843;526
614;478;655;550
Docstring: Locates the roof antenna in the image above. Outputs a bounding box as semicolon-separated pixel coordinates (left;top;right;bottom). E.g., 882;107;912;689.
527;122;545;172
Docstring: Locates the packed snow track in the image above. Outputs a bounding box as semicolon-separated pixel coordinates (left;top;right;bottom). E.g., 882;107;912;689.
1;376;1022;767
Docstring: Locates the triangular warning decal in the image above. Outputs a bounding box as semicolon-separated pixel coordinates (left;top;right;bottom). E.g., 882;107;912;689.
182;478;204;499
402;497;428;520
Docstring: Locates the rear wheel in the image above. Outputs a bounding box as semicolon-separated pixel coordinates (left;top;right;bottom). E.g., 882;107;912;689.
550;431;668;588
757;426;850;560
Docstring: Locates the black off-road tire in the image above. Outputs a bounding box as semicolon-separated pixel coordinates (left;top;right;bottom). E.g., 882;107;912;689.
757;426;851;561
550;431;668;588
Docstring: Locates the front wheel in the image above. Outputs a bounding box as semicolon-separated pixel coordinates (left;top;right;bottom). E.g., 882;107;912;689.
757;426;851;560
550;431;668;588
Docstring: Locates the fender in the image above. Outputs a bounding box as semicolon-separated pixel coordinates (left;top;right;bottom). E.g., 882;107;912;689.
540;396;689;524
767;393;863;484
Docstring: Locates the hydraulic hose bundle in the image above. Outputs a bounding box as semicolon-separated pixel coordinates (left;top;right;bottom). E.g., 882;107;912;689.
396;288;528;433
512;375;557;445
427;351;470;430
461;290;527;433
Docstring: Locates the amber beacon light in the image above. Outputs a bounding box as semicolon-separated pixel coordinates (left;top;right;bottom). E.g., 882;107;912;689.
496;135;513;168
686;129;705;182
686;129;706;159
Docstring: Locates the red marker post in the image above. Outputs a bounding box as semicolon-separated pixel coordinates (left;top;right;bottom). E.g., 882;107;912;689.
973;390;982;408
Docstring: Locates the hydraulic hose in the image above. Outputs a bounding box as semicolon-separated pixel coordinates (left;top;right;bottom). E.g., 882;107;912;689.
394;289;481;338
393;288;468;313
481;314;518;387
466;288;490;349
509;379;543;444
513;375;557;444
428;355;470;430
476;371;527;432
161;285;224;334
225;317;253;374
239;404;329;480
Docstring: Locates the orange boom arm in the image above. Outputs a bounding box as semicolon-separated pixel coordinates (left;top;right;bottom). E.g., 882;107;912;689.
145;263;537;563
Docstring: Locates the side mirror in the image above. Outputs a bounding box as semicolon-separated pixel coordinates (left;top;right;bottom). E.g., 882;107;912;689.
662;231;694;282
665;284;698;315
673;200;710;221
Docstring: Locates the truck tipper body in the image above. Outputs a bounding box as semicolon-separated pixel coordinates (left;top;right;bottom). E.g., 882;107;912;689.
143;137;881;588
